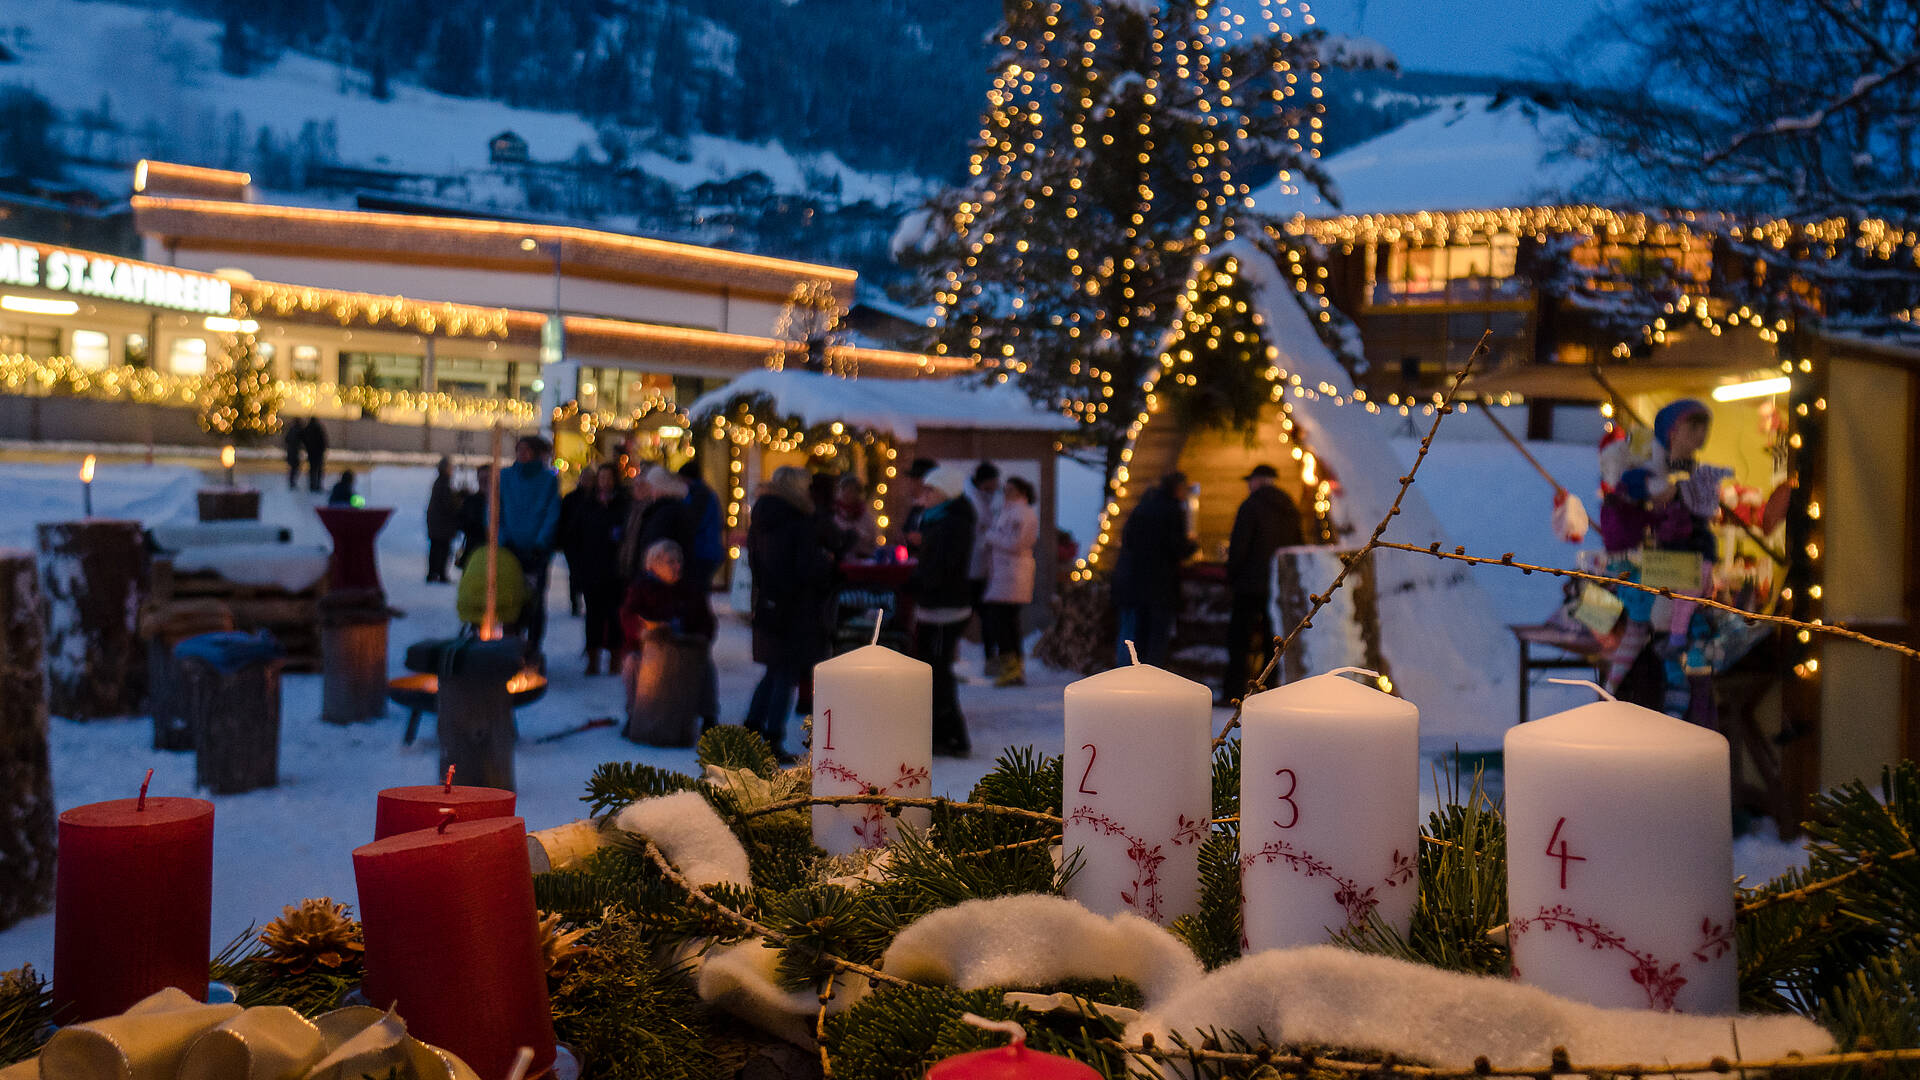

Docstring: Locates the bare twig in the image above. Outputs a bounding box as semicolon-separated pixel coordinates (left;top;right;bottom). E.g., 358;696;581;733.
1739;846;1917;915
636;840;913;989
1372;540;1920;664
734;793;1062;828
1099;1038;1920;1077
1214;333;1490;748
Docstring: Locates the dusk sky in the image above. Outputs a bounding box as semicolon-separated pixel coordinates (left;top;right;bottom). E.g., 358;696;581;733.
1305;0;1607;76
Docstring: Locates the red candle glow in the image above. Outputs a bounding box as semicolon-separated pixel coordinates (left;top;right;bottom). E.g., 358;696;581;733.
927;1016;1101;1080
374;767;515;839
53;772;215;1022
353;816;555;1080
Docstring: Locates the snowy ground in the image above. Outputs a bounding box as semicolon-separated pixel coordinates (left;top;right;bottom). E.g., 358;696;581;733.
0;451;1808;974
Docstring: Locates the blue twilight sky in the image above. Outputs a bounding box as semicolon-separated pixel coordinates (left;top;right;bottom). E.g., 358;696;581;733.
1303;0;1607;76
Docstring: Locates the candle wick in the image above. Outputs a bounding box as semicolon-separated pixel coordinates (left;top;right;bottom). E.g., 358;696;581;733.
1546;677;1617;702
870;608;885;647
959;1012;1026;1049
137;767;154;811
436;807;456;833
1325;666;1388;689
444;764;456;793
1125;639;1140;666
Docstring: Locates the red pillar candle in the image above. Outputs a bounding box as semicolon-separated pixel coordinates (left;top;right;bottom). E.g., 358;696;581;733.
353;816;555;1080
374;778;516;839
53;794;215;1022
927;1016;1101;1080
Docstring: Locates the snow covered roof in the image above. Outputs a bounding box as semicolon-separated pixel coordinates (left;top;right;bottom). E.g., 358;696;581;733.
1253;97;1597;218
687;369;1078;443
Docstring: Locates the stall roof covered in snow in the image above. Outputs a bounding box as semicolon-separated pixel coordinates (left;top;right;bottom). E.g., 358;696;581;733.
1253;97;1600;218
688;369;1077;443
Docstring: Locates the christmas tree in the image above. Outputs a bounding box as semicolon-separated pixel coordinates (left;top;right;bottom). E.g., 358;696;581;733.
908;0;1360;475
197;297;282;445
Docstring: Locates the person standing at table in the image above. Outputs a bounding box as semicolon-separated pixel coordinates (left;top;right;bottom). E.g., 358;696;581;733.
743;466;830;763
1110;471;1195;668
981;475;1039;687
301;417;329;493
965;462;1001;617
498;434;561;651
900;457;939;557
679;459;725;591
1223;463;1304;702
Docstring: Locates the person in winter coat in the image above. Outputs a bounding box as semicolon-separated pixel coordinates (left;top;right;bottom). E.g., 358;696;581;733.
300;417;329;493
621;539;719;746
980;476;1040;687
743;466;832;763
911;467;978;757
1222;463;1305;701
622;465;696;585
497;435;561;650
327;469;357;507
282;419;304;491
564;462;632;676
426;456;461;583
455;465;491;569
832;474;881;559
1109;471;1196;668
678;459;726;591
965;461;1002;617
900;457;939;556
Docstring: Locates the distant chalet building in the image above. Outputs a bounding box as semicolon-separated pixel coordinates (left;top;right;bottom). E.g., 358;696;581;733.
692;171;776;210
489;131;530;166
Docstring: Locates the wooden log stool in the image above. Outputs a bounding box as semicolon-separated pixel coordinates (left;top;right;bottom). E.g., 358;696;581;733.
433;637;525;792
178;632;286;796
142;599;236;751
321;588;393;725
36;520;147;720
0;547;56;931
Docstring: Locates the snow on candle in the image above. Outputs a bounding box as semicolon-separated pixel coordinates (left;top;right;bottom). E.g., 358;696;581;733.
810;621;932;855
1061;646;1212;925
1505;680;1736;1013
1240;667;1419;950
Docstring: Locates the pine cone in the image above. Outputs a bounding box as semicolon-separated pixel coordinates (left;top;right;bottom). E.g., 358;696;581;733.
538;912;590;977
258;898;364;975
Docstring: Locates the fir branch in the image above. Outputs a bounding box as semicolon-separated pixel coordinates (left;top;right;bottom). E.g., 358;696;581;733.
582;760;699;817
697;725;780;779
734;793;1064;829
0;965;51;1068
547;906;722;1080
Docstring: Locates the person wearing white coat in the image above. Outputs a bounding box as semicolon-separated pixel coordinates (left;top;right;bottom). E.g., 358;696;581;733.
979;476;1039;687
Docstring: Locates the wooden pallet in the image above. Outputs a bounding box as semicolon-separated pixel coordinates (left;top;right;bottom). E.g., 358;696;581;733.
148;557;327;672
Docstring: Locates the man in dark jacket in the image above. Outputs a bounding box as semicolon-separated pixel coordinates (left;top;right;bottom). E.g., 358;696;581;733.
283;419;304;491
911;468;977;757
300;418;328;493
1222;463;1305;701
678;459;726;591
426;456;461;583
743;466;830;763
1109;471;1196;668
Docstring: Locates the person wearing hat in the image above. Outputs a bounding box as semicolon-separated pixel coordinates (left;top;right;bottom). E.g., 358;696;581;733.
498;433;562;651
900;457;940;556
1223;463;1304;701
910;467;977;756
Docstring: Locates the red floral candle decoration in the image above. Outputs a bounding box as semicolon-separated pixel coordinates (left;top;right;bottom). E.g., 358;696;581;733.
353;815;555;1080
53;772;215;1021
928;1015;1101;1080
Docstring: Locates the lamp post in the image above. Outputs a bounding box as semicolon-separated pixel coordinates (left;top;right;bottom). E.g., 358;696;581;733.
520;236;571;438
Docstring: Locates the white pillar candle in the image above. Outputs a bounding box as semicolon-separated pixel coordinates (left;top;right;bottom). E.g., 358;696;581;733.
811;643;933;855
1062;655;1212;925
1505;682;1735;1013
1240;667;1419;951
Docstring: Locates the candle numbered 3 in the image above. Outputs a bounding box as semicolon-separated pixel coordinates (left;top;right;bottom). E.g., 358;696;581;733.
1239;669;1419;951
1062;662;1212;925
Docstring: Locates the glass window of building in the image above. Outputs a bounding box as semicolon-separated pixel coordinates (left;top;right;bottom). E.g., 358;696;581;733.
434;355;513;398
125;332;150;367
340;352;425;391
290;345;321;381
1371;236;1522;305
170;337;209;376
71;330;111;370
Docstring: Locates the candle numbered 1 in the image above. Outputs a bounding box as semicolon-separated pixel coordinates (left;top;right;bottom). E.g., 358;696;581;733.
1240;668;1419;950
1505;686;1736;1013
1062;661;1212;925
811;644;932;855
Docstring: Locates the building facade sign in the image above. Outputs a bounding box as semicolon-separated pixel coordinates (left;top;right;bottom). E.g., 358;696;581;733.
0;239;233;317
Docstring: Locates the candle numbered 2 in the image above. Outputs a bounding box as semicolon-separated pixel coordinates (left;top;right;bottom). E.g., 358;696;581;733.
1062;663;1212;925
